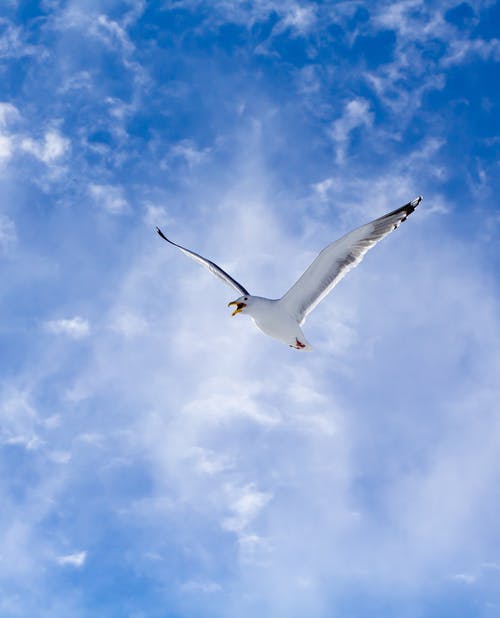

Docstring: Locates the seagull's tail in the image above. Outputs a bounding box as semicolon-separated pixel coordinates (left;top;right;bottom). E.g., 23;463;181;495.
289;335;313;352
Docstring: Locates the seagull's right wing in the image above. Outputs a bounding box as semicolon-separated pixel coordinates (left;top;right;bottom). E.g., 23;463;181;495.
279;196;422;324
156;227;250;296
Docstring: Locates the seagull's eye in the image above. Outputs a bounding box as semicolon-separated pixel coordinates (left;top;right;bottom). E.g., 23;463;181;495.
244;297;248;301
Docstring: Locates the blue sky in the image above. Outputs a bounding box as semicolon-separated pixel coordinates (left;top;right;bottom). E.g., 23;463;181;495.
1;0;499;616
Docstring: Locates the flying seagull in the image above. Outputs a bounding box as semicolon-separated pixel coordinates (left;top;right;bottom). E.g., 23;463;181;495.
157;196;422;351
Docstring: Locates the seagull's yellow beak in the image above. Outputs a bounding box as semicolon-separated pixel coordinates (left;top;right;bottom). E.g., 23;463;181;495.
228;301;247;316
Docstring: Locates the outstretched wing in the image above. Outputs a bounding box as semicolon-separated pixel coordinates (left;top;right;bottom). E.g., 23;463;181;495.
279;196;422;324
156;227;250;296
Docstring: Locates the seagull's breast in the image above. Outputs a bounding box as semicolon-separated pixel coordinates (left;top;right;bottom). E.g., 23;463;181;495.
251;300;290;334
247;298;310;348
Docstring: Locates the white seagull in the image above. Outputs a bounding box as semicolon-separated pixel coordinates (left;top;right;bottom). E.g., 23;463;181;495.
157;196;422;351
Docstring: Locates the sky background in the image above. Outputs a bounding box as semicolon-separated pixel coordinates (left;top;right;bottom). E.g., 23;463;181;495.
1;0;499;616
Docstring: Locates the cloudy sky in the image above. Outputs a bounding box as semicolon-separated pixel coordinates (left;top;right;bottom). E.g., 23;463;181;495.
1;0;499;616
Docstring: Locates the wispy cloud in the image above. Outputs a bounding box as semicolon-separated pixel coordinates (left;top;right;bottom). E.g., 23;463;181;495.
0;102;20;128
442;37;500;66
0;134;14;162
89;184;128;214
21;130;70;164
0;17;36;60
330;98;374;163
44;316;90;339
222;483;273;534
57;551;87;568
168;139;211;168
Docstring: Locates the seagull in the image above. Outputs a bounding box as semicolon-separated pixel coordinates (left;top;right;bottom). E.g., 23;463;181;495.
157;196;422;351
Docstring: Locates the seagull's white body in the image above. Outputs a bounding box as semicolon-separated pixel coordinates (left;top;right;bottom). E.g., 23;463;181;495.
157;196;422;351
242;296;313;350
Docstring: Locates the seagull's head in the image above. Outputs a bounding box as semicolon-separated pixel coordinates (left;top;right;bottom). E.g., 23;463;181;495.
228;296;249;317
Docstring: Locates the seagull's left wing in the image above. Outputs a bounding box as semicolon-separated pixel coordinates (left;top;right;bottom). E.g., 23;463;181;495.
279;196;422;324
156;227;250;296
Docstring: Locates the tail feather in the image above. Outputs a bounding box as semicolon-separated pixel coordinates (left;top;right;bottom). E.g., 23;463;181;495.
289;336;313;351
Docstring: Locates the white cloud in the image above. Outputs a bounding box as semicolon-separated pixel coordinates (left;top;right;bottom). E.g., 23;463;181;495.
3;434;42;450
278;3;317;35
183;381;282;427
21;130;70;164
364;63;445;119
0;106;72;176
0;19;33;60
0;102;20;128
44;316;90;339
89;184;128;214
121;0;147;27
168;139;211;167
237;532;274;563
373;0;426;34
52;7;147;88
0;389;39;450
330;98;374;163
187;446;233;476
359;3;453;119
95;14;134;54
442;37;500;67
172;0;315;31
312;177;334;202
58;70;93;93
222;483;272;533
295;64;323;100
57;551;87;568
143;203;171;227
0;135;14;161
42;414;61;429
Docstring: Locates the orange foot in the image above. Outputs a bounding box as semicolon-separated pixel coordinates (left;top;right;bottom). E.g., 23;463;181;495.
289;338;306;349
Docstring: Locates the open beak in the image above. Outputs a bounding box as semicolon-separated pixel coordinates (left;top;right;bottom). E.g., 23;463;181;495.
228;301;247;316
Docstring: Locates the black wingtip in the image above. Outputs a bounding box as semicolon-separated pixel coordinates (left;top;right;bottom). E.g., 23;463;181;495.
402;195;423;219
384;195;423;222
156;226;169;242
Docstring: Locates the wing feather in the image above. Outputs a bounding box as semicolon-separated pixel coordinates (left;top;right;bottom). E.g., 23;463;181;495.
279;196;422;323
156;227;250;296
